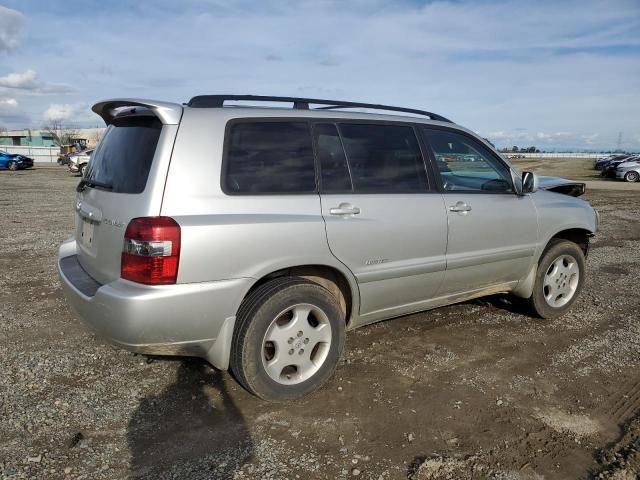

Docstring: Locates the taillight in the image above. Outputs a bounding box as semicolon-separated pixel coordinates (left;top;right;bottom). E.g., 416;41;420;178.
121;217;181;285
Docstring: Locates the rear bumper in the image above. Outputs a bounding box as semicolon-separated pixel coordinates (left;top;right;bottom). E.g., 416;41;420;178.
57;239;251;369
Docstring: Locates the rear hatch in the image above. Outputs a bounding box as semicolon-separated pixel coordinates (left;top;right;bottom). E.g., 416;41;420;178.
74;100;182;285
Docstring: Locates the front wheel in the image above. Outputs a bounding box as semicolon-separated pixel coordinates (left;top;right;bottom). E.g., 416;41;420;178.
7;161;17;171
528;239;586;319
79;164;87;177
230;277;345;401
624;171;639;183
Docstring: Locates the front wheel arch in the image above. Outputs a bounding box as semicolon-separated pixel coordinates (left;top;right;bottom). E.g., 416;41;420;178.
512;228;592;299
526;239;586;318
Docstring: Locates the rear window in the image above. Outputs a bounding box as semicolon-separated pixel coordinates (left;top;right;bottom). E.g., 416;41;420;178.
85;116;162;194
223;121;316;194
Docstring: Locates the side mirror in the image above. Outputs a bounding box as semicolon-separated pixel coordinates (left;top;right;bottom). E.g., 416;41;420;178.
521;171;539;194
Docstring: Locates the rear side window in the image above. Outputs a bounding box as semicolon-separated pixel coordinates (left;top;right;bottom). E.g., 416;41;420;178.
85;116;161;194
314;123;352;192
224;122;316;194
336;124;428;193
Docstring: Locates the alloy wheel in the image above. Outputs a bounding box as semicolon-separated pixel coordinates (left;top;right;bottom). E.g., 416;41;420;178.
543;254;580;308
261;303;332;385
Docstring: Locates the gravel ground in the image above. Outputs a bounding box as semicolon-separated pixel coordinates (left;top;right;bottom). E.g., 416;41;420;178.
1;165;639;480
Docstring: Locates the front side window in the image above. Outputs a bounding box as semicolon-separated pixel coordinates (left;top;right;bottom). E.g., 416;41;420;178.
423;129;513;193
224;121;316;194
336;124;428;193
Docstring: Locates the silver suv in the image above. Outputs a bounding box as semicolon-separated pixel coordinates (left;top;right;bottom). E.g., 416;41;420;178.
58;95;598;400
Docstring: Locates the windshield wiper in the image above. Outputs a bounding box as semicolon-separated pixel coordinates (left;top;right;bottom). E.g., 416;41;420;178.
76;178;113;192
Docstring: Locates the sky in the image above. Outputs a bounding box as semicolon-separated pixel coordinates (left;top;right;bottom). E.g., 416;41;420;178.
0;0;639;151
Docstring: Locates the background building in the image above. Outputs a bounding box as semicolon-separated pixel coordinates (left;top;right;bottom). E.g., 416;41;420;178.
0;127;105;148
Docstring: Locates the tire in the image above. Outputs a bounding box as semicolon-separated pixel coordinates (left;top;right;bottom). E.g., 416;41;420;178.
7;161;17;171
230;277;346;401
624;171;639;183
528;239;586;319
79;164;87;177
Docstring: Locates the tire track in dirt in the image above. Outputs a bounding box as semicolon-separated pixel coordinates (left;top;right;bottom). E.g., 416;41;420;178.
600;377;640;426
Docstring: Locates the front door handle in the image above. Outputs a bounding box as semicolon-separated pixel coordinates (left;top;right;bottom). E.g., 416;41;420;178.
330;203;361;216
449;201;472;213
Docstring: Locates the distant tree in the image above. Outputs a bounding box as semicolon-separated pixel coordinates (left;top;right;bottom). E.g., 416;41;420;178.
511;146;519;152
43;121;79;147
89;129;103;147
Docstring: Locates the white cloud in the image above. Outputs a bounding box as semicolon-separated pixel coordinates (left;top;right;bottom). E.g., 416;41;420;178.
44;103;82;122
0;69;74;94
0;6;23;53
0;98;18;109
0;97;29;125
0;70;38;89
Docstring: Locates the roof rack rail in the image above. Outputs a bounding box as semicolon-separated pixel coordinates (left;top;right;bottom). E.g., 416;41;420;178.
186;95;452;122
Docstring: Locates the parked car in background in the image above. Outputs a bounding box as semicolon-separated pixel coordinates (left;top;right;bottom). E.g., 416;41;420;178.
601;155;640;178
68;150;93;176
58;95;598;401
614;157;640;182
0;150;34;170
594;154;629;171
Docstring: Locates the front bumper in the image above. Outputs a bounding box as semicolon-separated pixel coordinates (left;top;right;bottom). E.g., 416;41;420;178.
68;164;79;173
57;239;251;369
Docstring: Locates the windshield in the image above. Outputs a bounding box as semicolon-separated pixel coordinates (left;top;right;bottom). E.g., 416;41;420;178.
85;116;161;193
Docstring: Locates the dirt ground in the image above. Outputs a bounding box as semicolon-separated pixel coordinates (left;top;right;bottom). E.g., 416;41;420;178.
509;157;601;182
1;163;639;480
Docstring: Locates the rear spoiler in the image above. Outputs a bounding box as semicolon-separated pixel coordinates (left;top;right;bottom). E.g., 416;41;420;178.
92;99;183;126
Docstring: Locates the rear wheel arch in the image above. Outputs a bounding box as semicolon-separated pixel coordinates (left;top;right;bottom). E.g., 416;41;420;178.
241;264;357;327
230;276;346;400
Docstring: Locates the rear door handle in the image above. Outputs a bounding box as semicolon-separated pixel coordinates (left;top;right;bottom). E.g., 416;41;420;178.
449;201;472;213
330;203;361;216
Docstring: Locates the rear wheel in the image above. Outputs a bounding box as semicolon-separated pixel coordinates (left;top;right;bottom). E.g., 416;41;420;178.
624;171;639;183
528;239;585;319
230;277;345;401
7;161;17;171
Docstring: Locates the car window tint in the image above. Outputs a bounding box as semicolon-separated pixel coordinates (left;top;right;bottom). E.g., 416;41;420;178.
85;116;161;194
225;122;316;194
314;123;352;193
423;129;513;193
338;124;427;193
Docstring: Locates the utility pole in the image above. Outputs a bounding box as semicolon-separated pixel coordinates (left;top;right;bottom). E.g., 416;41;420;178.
616;132;622;152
